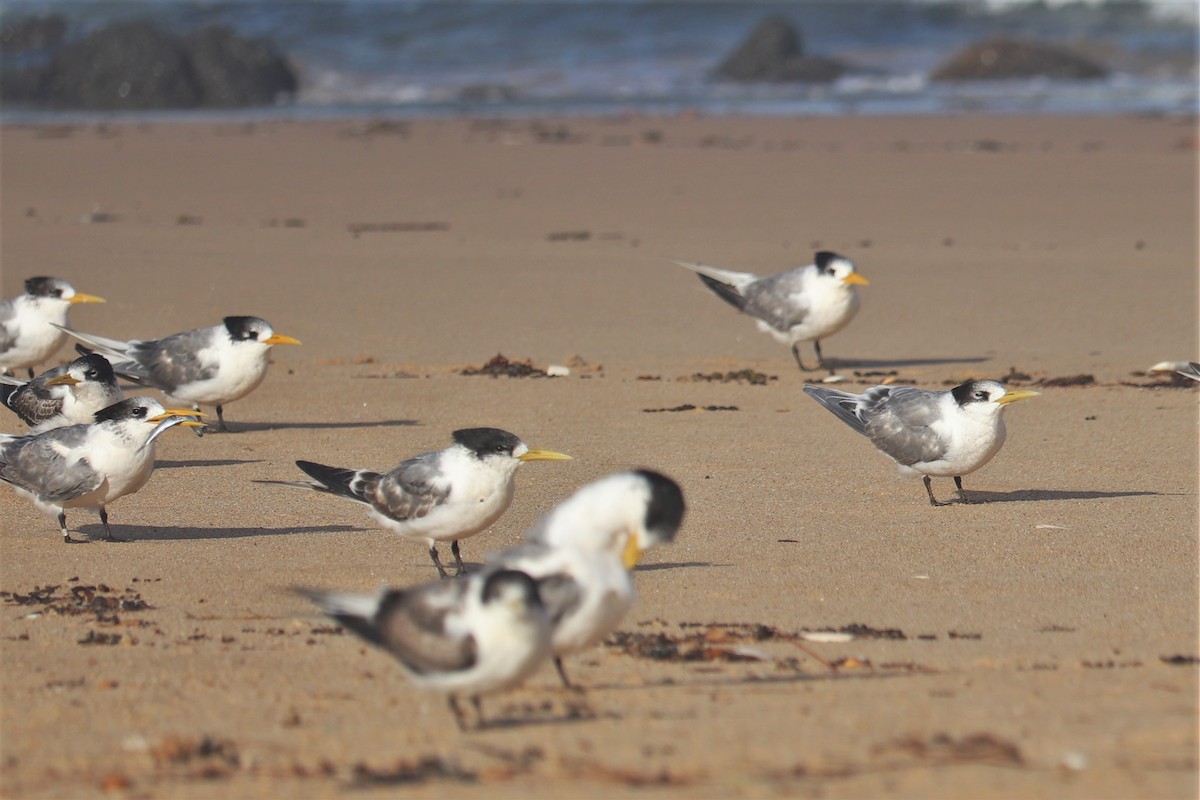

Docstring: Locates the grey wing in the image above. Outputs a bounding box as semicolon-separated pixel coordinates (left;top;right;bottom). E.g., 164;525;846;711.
0;427;103;501
372;452;451;521
374;579;477;674
0;298;17;352
740;270;809;331
534;572;583;628
3;374;65;425
127;328;219;391
862;387;949;466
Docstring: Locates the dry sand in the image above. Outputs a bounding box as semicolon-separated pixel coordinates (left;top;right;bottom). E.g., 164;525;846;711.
1;114;1197;799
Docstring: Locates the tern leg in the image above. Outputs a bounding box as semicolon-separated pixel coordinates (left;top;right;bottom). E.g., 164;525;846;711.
472;696;485;729
813;340;828;371
954;476;970;504
553;656;574;689
58;511;85;544
27;367;36;379
98;508;126;542
427;545;450;579
447;695;470;732
451;540;468;576
790;343;817;372
923;476;947;507
214;404;229;433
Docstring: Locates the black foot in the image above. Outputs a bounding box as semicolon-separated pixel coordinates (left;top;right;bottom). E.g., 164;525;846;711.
923;476;948;507
428;546;450;579
954;476;971;504
63;535;88;544
451;540;468;576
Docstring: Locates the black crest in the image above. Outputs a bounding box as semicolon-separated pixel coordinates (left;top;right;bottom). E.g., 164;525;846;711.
951;380;993;407
223;316;269;342
481;568;543;608
452;427;523;459
24;276;66;297
73;353;116;384
634;469;686;542
813;251;844;275
93;397;152;424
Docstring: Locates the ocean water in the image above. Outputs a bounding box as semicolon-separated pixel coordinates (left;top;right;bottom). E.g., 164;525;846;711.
1;0;1197;121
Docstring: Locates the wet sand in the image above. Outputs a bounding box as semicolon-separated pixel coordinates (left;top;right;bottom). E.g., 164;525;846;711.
1;114;1197;799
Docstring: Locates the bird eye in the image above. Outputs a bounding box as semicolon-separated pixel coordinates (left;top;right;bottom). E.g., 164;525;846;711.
133;407;146;417
85;370;97;379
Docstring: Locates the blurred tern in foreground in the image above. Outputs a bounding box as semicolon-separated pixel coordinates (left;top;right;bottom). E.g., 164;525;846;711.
0;397;205;542
1;353;123;434
262;428;571;577
296;568;552;731
59;316;299;432
1180;362;1200;382
1;277;105;378
488;469;685;689
804;380;1038;506
673;251;867;371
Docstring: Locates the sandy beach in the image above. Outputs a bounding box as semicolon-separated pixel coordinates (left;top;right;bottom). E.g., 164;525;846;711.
1;114;1197;799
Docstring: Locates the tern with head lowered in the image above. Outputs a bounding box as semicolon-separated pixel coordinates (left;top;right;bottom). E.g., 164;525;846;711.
296;568;553;731
0;396;205;542
1;277;105;378
261;428;571;578
673;251;868;372
487;469;685;689
59;316;299;432
1;353;123;434
803;380;1039;506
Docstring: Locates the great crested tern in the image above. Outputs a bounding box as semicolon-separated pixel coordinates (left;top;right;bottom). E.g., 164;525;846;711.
803;379;1038;505
0;396;205;542
1;353;123;434
488;469;685;689
263;428;571;577
296;568;553;731
59;316;299;432
673;251;868;371
1;277;105;378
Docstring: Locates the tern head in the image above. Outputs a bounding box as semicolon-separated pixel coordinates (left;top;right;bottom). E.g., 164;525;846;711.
24;276;105;306
814;251;868;287
951;380;1040;416
46;353;117;389
92;396;206;429
529;470;686;569
452;427;572;464
223;316;301;347
481;569;545;615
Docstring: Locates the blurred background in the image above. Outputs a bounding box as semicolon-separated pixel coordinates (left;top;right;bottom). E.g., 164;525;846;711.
1;0;1196;120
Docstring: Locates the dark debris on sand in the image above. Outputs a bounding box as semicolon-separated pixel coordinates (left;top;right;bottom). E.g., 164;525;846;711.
461;354;548;378
683;369;776;385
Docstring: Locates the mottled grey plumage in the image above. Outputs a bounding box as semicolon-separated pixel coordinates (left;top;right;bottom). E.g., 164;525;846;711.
0;424;101;502
116;326;221;391
807;385;950;467
296;453;452;523
707;269;811;333
1;353;121;431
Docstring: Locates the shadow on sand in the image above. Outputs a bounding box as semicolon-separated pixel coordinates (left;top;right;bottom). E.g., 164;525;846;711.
965;488;1161;504
75;523;363;542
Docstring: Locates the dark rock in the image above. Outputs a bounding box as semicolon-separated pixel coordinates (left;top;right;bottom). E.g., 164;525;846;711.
930;37;1109;81
0;13;68;54
38;21;201;110
1;20;296;110
714;15;851;83
183;24;297;107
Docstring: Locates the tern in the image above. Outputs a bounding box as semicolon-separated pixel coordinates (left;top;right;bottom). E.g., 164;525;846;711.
488;469;685;689
1;353;123;434
262;428;571;577
673;251;868;371
803;380;1039;505
1;277;105;378
296;568;553;731
59;316;299;432
0;397;205;542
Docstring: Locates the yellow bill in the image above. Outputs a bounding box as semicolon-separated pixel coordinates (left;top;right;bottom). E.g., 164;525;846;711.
842;273;869;286
68;292;105;304
996;389;1040;405
263;334;301;346
518;449;573;462
45;374;81;387
622;533;644;570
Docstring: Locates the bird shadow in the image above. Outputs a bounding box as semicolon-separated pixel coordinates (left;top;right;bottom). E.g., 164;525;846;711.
823;355;991;370
201;419;420;434
75;523;362;542
635;561;728;572
964;488;1162;504
156;459;266;469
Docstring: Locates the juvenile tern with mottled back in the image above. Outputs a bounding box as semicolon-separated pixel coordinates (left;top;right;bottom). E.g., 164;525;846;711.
295;568;553;731
673;251;867;371
0;396;204;542
0;277;105;378
1;353;123;434
803;380;1038;505
58;316;299;431
487;469;685;689
260;428;571;577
